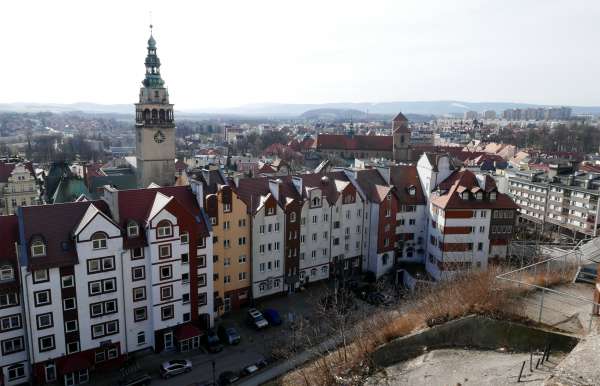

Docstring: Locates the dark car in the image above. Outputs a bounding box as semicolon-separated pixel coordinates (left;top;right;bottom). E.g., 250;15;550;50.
218;324;241;345
202;328;224;353
262;309;282;326
118;372;152;386
218;371;240;385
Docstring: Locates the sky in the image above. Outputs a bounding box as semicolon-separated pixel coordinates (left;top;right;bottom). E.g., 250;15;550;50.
2;0;600;109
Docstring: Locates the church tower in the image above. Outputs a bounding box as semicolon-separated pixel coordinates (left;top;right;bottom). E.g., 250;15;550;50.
392;112;411;163
135;27;175;188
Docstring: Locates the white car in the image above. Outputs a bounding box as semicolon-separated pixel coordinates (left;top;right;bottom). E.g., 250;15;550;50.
160;359;192;379
247;308;269;329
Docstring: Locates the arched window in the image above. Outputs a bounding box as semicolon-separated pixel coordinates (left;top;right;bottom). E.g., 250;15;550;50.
0;265;13;281
91;232;108;250
127;221;139;238
31;239;46;257
144;109;150;121
289;212;296;223
159;109;166;122
156;221;172;238
151;109;158;122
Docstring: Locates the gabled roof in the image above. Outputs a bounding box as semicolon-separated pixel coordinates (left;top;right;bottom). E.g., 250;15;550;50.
147;192;173;223
431;169;518;210
354;169;390;203
316;134;392;152
390;165;426;205
393;112;408;122
73;203;116;236
19;200;112;270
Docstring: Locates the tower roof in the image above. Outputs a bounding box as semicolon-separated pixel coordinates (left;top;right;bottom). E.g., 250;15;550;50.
393;112;408;122
142;26;165;88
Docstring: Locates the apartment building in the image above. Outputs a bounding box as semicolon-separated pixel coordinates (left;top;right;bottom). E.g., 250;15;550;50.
425;168;518;280
0;162;39;215
193;168;251;314
506;168;600;238
4;184;213;386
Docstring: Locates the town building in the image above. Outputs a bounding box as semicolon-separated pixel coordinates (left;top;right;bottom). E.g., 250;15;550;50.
0;162;39;215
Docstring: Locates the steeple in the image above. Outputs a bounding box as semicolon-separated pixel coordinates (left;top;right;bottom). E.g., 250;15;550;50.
142;25;165;89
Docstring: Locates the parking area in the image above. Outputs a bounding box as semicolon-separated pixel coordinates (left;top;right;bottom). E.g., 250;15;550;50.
97;281;393;386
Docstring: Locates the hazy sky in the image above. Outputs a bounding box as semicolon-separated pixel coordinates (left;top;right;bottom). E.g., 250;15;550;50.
2;0;599;109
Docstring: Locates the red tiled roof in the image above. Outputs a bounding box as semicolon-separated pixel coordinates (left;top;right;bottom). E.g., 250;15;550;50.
116;186;210;246
354;169;389;203
316;134;392;152
390;165;425;205
21;201;112;270
432;169;518;210
0;215;18;261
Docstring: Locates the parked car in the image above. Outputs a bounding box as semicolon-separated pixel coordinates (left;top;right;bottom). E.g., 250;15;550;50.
218;371;240;385
365;292;392;306
159;359;192;379
242;364;259;376
202;328;224;353
218;324;241;345
255;357;268;369
246;308;269;329
262;309;282;326
118;372;152;386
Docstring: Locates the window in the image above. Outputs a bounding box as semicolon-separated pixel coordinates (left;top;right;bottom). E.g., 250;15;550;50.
67;341;79;354
0;266;13;281
61;275;74;288
182;292;190;304
7;364;25;381
311;197;321;207
90;303;103;317
275;223;280;232
160;285;173;300
0;314;21;331
480;210;487;218
137;331;146;345
133;287;146;302
210;217;217;225
239;218;246;227
159;244;171;259
479;226;485;233
31;239;46;257
63;298;76;311
45;363;56;382
127;222;139;237
259;263;265;272
198;292;207;306
65;320;78;333
157;221;173;238
224;257;231;267
134;307;147;322
37;313;53;329
105;320;118;335
102;257;114;270
95;351;106;363
92;324;104;339
275;260;281;269
409;219;416;225
38;335;55;352
161;305;174;320
104;299;117;314
182;272;189;283
198;255;206;268
312;233;317;241
239;272;247;280
385;209;391;217
131;247;143;259
259;244;265;253
224;239;230;248
87;257;115;274
92;232;108;250
33;269;49;283
180;232;189;244
224;203;231;212
198;273;207;287
238;237;246;245
103;278;116;292
34;290;51;307
223;221;230;230
238;255;247;263
2;337;24;355
159;265;172;280
478;242;483;251
290;212;296;222
132;266;145;281
266;207;275;215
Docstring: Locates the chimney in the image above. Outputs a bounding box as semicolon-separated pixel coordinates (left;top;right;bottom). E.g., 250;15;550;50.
376;166;391;185
269;179;281;202
100;185;119;222
189;178;204;208
292;176;303;195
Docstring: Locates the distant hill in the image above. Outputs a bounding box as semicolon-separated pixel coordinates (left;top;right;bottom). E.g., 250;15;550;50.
299;108;433;122
1;100;599;118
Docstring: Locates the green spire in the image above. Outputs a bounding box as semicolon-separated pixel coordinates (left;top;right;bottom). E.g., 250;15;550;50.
142;25;165;88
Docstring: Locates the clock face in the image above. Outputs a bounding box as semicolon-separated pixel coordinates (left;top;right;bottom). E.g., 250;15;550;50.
153;130;166;144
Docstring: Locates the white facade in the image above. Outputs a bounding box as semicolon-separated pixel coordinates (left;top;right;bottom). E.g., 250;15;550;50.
299;188;331;284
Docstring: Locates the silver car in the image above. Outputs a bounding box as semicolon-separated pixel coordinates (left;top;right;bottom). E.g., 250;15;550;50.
160;359;192;378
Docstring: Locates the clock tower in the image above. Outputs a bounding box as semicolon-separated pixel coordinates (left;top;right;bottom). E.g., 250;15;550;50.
135;27;176;188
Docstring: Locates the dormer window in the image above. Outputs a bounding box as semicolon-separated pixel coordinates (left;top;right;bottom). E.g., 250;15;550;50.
408;186;416;196
266;207;275;215
311;197;321;207
157;221;173;238
223;203;232;213
490;191;497;201
387;194;392;201
461;192;469;200
31;239;46;257
127;222;139;238
0;265;13;281
289;212;296;223
476;192;483;200
91;232;108;250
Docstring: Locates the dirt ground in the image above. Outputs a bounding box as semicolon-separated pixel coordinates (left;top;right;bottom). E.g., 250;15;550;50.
365;348;566;386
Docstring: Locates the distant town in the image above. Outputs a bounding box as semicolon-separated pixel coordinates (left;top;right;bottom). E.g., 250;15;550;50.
0;24;599;386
